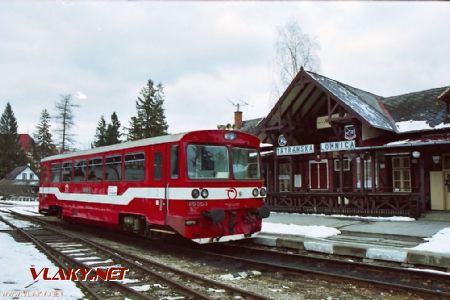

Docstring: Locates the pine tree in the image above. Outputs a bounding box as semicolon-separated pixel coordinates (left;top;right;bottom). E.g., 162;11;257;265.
55;94;79;153
106;112;121;145
93;115;108;148
34;109;55;161
0;102;27;178
127;80;168;141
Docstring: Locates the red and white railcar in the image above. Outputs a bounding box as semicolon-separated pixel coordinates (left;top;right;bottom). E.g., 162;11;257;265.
38;130;270;243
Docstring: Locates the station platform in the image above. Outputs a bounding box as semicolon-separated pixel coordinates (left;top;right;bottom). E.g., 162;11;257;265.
254;212;450;271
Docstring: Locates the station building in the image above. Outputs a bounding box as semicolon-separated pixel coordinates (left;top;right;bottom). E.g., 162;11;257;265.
256;68;450;217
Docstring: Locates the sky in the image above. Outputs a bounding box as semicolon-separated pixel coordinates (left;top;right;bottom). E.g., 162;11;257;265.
1;1;450;149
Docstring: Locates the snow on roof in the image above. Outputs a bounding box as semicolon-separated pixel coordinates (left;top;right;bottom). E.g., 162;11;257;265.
395;120;450;133
307;72;395;132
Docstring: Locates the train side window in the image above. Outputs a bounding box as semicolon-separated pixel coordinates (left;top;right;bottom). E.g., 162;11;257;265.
73;160;87;182
154;152;162;181
51;163;60;183
124;153;145;181
88;158;103;181
61;162;73;182
105;155;122;181
171;145;179;179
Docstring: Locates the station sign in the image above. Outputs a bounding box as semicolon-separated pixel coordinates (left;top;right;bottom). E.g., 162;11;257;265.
320;140;356;152
276;144;315;156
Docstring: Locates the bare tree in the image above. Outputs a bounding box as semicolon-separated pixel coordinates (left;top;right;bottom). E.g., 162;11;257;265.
54;94;79;153
275;19;320;88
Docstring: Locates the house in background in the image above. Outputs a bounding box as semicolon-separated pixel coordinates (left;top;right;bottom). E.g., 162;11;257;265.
256;68;450;217
18;133;36;161
4;165;39;186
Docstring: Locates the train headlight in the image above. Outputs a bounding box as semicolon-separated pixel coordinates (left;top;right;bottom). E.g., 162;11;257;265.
192;189;200;199
252;188;259;197
201;189;209;199
224;132;237;140
259;187;267;197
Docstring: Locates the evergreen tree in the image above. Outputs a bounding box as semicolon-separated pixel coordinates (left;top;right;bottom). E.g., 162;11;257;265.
93;115;108;147
34;109;55;161
105;112;121;145
0;102;27;178
127;80;168;141
55;94;78;153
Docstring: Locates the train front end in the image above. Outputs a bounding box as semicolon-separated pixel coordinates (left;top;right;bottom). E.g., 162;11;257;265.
165;130;270;243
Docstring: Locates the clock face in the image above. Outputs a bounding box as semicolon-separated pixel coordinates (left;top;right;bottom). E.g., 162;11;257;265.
278;134;287;147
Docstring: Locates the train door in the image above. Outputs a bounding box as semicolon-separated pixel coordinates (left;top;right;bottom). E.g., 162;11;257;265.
149;144;168;223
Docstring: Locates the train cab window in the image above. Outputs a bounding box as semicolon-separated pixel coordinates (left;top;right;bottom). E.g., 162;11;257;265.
73;160;87;182
105;155;122;181
232;147;260;180
88;158;103;181
124;153;145;181
154;152;162;181
170;145;179;179
51;163;61;183
187;144;229;179
61;162;73;182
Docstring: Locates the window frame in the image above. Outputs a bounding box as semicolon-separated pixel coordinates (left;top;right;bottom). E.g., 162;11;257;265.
105;155;123;182
186;144;230;180
124;152;146;181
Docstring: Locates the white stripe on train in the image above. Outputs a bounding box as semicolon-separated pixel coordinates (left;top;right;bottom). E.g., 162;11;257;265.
39;187;263;205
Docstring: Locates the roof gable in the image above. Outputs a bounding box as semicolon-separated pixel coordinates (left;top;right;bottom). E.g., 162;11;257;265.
306;72;395;131
5;165;35;180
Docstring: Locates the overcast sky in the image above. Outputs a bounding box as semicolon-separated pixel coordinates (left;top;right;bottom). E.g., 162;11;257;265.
1;1;449;149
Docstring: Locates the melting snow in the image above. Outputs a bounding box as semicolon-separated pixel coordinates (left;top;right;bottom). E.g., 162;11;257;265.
261;222;340;238
411;228;450;254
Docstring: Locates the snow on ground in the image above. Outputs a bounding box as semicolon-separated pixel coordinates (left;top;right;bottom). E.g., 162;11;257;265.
411;228;450;254
261;222;341;238
0;232;85;299
0;200;39;216
271;212;415;222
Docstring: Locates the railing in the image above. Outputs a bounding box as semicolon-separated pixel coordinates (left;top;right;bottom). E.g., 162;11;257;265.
266;192;421;218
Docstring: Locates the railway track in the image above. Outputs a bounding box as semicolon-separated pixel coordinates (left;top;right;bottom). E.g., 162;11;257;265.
0;210;271;300
6;210;450;298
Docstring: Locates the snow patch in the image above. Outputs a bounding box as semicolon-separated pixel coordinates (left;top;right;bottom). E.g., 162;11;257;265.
262;222;340;238
411;228;450;254
366;248;407;262
395;120;450;133
304;241;333;254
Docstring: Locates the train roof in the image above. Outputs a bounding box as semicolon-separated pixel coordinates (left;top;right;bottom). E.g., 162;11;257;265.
41;132;187;162
41;130;259;163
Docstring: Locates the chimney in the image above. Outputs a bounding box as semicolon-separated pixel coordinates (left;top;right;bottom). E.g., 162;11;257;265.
234;111;243;129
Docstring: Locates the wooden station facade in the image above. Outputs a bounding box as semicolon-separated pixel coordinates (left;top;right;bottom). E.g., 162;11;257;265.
257;69;450;217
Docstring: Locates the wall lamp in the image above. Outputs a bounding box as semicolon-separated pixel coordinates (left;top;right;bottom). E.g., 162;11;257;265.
432;155;441;164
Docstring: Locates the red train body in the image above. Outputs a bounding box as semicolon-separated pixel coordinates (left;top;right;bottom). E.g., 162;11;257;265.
38;130;270;243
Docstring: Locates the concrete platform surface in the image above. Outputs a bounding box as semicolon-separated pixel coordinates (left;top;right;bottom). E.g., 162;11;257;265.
255;212;450;270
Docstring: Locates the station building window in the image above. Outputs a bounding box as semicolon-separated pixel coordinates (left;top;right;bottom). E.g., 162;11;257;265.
392;156;411;192
309;160;328;190
356;157;373;190
278;162;291;192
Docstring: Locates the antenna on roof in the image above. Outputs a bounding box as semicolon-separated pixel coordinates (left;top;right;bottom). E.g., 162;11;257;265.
228;99;248;112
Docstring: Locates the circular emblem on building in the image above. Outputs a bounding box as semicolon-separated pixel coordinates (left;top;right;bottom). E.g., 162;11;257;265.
278;134;287;147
